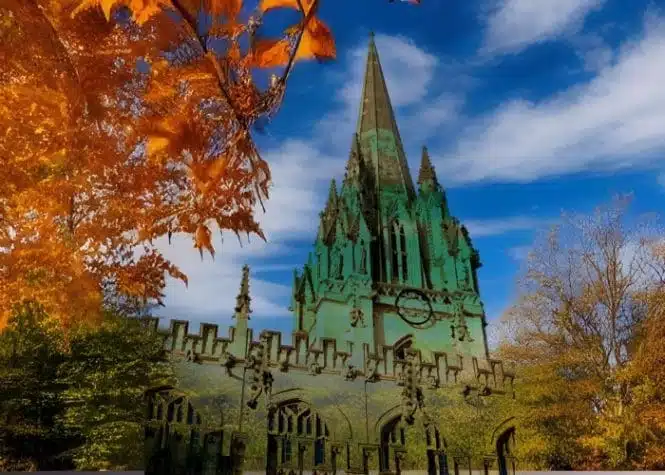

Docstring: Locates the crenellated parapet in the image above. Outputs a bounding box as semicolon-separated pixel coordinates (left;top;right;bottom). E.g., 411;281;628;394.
142;317;515;395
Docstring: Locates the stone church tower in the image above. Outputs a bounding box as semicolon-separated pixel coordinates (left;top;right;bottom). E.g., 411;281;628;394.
292;33;488;363
142;35;517;475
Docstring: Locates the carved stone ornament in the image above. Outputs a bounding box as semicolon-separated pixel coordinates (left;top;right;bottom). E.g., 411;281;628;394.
220;352;236;374
244;354;258;369
365;358;379;382
343;362;358;381
349;306;366;328
426;374;439;389
279;357;289;372
395;288;434;327
309;361;322;375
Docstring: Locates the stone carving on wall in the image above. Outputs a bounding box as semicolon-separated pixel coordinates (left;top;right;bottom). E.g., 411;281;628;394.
343;361;358;381
220;352;237;375
309;360;322;375
365;358;379;382
450;301;473;342
349;306;365;328
400;352;425;425
246;334;274;409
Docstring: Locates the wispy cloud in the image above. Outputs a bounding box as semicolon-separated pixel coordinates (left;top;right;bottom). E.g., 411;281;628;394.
440;13;665;185
465;216;550;238
481;0;605;54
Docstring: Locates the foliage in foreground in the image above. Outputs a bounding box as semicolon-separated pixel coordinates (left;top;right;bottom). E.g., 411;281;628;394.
0;0;335;332
0;302;175;471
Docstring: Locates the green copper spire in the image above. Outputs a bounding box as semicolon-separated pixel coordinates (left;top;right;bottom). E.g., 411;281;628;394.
356;33;416;199
417;146;438;187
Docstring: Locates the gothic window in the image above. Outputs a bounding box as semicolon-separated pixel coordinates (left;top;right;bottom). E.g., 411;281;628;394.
282;439;292;463
316;251;322;279
390;222;399;283
360;240;367;274
394;335;413;361
267;400;330;465
400;226;408;282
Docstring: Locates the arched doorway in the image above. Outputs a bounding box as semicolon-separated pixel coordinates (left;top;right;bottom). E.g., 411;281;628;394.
379;416;406;473
379;415;450;475
425;425;449;475
266;399;331;475
145;389;233;475
496;428;516;475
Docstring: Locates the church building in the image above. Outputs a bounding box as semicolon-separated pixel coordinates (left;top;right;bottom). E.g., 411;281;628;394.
142;35;518;475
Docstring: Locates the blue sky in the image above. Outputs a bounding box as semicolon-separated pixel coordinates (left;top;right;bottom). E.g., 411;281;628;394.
154;0;665;342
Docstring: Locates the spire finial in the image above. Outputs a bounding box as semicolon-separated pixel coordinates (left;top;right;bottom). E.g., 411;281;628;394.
234;264;251;318
417;145;438;186
327;178;338;204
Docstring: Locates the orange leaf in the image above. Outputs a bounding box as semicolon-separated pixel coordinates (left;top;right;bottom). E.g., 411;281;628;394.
251;38;291;68
259;0;317;15
208;0;243;19
146;136;170;156
296;16;335;61
194;224;215;259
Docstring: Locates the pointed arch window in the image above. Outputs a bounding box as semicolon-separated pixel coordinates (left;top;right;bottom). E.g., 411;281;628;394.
394;335;413;361
390;222;399;283
359;239;367;274
400;226;408;282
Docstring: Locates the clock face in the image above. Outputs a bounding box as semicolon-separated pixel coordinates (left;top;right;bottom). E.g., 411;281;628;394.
395;288;434;327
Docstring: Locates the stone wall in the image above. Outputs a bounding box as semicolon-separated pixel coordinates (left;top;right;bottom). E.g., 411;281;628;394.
142;318;518;474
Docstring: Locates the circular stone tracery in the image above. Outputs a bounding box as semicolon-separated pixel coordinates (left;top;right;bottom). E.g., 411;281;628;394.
395;288;434;327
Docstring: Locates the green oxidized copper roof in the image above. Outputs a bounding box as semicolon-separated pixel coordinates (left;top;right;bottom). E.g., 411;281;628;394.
356;33;416;200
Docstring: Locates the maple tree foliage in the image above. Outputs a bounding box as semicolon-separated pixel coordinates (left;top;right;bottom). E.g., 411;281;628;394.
0;0;338;332
495;196;665;470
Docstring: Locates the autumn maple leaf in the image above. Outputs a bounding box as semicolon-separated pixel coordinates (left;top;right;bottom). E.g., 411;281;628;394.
252;0;335;68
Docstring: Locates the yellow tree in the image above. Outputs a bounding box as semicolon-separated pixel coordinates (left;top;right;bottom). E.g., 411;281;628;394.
497;196;665;469
0;0;336;331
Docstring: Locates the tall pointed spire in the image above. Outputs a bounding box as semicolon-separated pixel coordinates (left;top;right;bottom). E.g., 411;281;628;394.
234;264;251;319
356;33;415;198
417;146;438;187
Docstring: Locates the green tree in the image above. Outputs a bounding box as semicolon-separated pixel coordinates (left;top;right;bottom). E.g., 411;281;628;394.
57;311;176;470
497;196;665;469
0;301;78;471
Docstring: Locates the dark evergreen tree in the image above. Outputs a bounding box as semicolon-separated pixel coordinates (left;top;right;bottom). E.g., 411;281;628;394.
0;301;80;471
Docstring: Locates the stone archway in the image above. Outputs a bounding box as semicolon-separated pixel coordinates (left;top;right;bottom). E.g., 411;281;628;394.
145;388;235;475
377;411;450;475
266;399;331;475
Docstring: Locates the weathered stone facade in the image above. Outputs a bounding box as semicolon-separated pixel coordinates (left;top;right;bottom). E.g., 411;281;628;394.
143;35;518;475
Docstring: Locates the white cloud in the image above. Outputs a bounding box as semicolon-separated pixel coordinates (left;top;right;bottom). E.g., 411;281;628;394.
316;34;455;151
465;216;549;237
482;0;605;54
441;14;665;184
157;34;464;327
155;140;340;324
